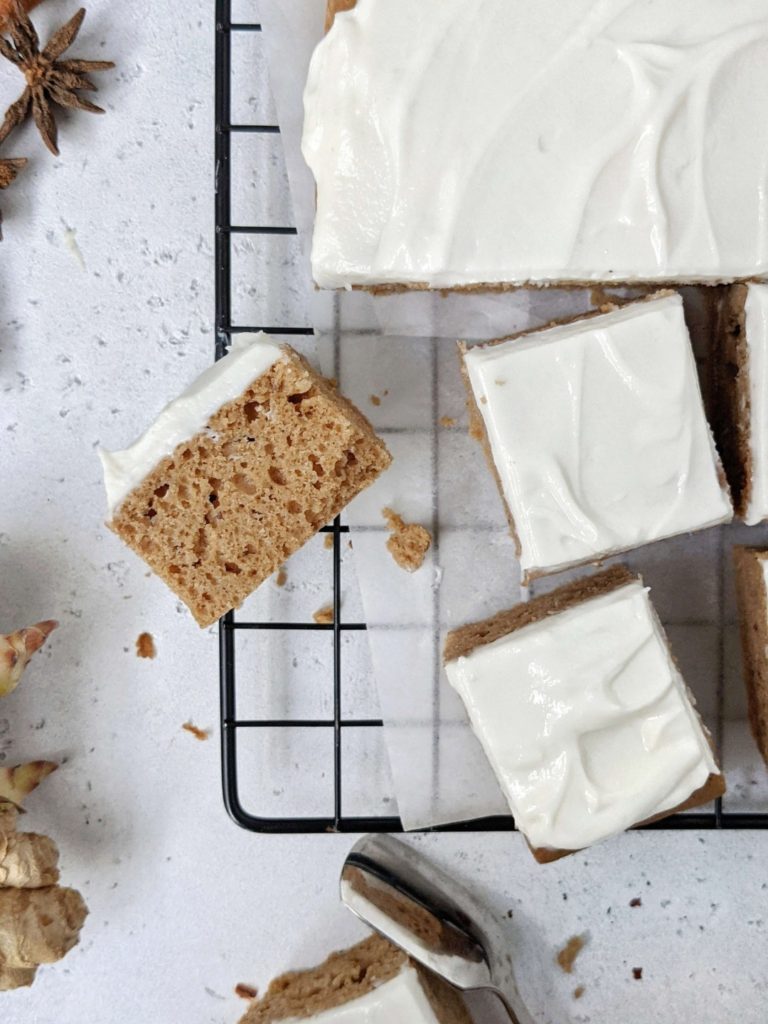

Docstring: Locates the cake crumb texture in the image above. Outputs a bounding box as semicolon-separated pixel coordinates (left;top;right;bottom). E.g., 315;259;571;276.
109;350;390;627
239;934;472;1024
733;546;768;765
711;285;751;517
313;605;334;625
382;507;432;572
135;632;156;659
182;721;210;742
556;934;587;975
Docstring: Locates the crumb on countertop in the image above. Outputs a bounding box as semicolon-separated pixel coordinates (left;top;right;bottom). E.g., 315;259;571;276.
313;604;334;625
182;721;210;741
382;507;432;572
235;983;258;1001
275;566;288;587
439;416;456;428
629;897;642;908
556;934;587;974
135;632;156;659
573;986;585;1000
632;967;643;981
369;394;381;406
324;533;334;549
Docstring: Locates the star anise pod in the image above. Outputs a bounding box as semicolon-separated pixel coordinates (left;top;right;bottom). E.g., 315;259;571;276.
0;153;26;239
0;2;114;156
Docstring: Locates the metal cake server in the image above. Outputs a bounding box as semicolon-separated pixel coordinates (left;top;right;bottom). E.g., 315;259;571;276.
340;834;535;1024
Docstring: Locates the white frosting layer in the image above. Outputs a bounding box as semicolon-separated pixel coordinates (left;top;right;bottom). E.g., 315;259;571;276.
744;284;768;525
464;294;732;577
303;0;768;288
99;334;285;514
281;967;441;1024
446;581;719;851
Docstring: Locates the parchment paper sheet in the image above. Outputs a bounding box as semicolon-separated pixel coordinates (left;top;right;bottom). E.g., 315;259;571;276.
256;0;768;830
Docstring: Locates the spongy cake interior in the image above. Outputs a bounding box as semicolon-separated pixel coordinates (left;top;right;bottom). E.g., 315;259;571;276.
109;350;390;627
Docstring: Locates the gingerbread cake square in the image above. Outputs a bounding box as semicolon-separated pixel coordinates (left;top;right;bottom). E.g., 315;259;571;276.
461;292;732;582
733;546;768;767
305;1;768;290
99;335;391;627
240;934;472;1024
444;567;724;861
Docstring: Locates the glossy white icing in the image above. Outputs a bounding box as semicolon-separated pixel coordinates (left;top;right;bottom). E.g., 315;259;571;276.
303;0;768;288
99;334;285;514
463;294;732;578
744;284;768;525
445;581;719;852
281;966;442;1024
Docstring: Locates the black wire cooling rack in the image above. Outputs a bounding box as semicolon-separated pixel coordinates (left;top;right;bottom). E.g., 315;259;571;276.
214;2;767;834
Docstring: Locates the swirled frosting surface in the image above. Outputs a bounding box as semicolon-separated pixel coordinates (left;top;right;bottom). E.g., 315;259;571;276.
303;0;768;288
463;294;732;577
445;581;719;851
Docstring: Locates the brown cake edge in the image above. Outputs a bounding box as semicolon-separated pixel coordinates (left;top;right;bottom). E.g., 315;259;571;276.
443;565;637;665
733;545;768;765
710;284;752;518
240;933;470;1024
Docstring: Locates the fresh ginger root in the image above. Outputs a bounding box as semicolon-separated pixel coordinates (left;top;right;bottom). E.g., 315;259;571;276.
0;761;58;809
0;801;87;990
0;620;57;698
0;625;87;992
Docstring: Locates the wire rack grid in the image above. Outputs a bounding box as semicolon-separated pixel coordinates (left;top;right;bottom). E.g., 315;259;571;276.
214;2;768;834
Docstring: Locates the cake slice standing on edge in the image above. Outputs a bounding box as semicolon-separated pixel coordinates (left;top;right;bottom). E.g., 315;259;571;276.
712;284;768;525
460;292;732;583
733;546;768;767
239;934;473;1024
305;0;768;290
99;335;391;628
444;567;725;863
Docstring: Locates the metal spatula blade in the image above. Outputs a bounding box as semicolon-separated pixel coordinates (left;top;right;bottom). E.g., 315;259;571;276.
340;834;535;1024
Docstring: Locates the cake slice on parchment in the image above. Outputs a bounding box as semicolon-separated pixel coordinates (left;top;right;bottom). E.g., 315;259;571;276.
444;566;725;863
305;0;768;290
99;335;391;628
711;284;768;525
239;933;472;1024
733;546;768;768
460;292;732;583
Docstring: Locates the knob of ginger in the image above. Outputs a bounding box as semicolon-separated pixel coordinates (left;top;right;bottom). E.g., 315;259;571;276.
0;620;57;698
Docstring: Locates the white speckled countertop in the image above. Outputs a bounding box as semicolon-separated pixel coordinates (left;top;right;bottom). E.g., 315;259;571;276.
1;1;767;1022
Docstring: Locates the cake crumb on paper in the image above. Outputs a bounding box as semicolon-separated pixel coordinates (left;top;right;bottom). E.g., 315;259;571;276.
135;632;156;659
182;721;210;741
573;986;585;1000
235;983;258;1001
382;507;432;573
556;934;587;974
439;416;456;428
324;534;334;549
313;604;334;625
275;566;288;587
632;967;643;981
369;394;381;406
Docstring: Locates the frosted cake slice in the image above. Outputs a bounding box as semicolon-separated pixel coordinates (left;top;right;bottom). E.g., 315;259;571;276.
240;934;472;1024
99;335;391;627
461;292;732;583
733;546;768;767
444;567;725;862
712;284;768;525
305;0;768;289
